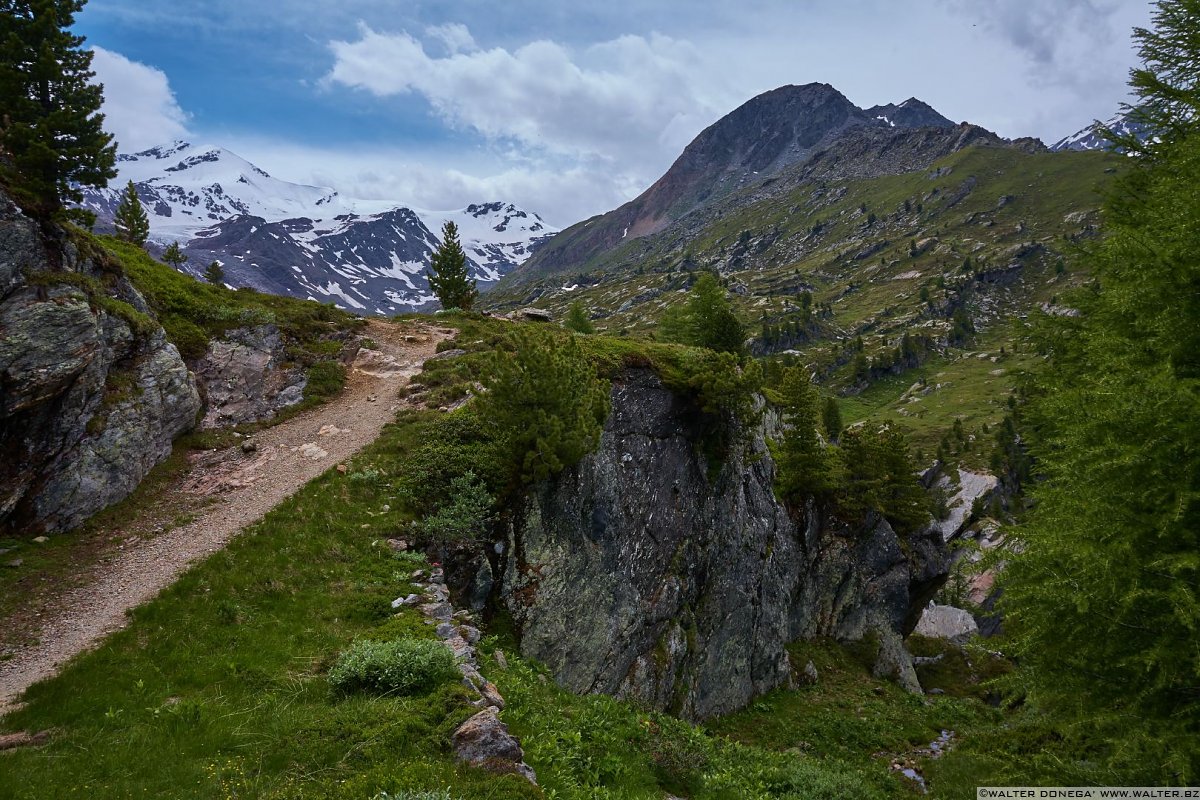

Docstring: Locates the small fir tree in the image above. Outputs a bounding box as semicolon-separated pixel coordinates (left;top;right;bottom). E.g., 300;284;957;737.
162;241;187;269
0;0;116;215
113;180;149;246
477;328;609;484
836;425;929;534
427;221;477;311
204;261;225;285
563;300;595;334
775;368;838;503
657;272;744;355
821;396;843;443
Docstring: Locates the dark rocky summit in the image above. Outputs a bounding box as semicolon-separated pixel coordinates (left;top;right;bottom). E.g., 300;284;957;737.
512;84;964;283
464;369;948;720
0;190;201;535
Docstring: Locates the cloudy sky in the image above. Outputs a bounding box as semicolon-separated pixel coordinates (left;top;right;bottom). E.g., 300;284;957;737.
78;0;1154;226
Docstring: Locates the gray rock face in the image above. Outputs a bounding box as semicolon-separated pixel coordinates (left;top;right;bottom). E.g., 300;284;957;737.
195;325;305;428
496;369;948;720
0;190;201;534
914;603;980;643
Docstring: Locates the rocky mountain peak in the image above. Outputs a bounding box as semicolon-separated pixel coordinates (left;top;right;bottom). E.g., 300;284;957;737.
513;83;959;280
865;97;956;130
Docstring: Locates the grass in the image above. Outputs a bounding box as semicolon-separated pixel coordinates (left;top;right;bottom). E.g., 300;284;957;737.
1;314;1036;798
0;395;538;799
709;639;999;768
101;236;363;362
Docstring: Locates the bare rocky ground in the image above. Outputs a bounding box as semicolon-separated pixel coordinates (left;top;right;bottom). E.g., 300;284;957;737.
0;319;452;715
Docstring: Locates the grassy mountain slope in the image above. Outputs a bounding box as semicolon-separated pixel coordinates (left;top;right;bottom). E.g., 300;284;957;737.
487;143;1121;452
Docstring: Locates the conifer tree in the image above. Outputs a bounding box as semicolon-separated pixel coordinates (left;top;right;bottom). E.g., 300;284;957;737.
836;425;928;534
688;273;745;355
204;261;224;286
162;241;187;270
427;221;477;311
563;300;595;334
657;272;744;355
477;328;609;484
999;0;1200;780
0;0;116;215
776;368;838;503
821;396;843;443
113;180;148;246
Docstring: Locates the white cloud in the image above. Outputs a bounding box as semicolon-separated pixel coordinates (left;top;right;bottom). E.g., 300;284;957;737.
90;47;190;152
323;24;734;174
223;136;633;227
425;23;476;55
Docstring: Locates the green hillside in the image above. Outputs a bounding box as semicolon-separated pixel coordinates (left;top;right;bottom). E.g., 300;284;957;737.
487;144;1121;450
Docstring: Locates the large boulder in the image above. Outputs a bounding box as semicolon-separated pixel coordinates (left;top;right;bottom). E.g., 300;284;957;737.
494;368;948;720
0;190;200;534
195;325;305;428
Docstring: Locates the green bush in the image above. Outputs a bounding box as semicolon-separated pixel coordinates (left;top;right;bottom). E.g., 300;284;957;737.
304;360;346;402
420;471;494;544
478;327;610;483
328;638;459;697
394;410;510;515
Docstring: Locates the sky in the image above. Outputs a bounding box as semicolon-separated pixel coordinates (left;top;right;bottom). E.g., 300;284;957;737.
77;0;1156;227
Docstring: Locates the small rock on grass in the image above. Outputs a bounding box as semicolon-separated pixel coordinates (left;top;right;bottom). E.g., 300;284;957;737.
32;536;49;544
0;731;50;750
452;708;537;784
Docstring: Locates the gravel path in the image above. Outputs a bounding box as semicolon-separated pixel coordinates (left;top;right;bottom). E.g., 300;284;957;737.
0;319;451;715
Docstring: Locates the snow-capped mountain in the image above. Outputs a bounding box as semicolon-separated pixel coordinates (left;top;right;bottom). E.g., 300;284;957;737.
1050;112;1152;152
79;141;557;313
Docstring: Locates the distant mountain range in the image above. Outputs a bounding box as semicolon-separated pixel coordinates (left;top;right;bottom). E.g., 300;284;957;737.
1050;111;1152;152
79;141;557;314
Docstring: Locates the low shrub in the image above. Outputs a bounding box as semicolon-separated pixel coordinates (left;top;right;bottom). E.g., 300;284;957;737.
303;360;346;402
328;638;459;697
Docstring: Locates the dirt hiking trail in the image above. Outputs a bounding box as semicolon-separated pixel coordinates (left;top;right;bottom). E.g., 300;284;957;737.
0;319;451;715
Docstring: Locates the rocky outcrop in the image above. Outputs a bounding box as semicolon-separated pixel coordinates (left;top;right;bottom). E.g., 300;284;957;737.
492;368;948;720
195;325;305;428
0;190;201;535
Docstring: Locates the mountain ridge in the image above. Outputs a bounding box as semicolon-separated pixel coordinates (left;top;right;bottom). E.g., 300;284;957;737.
79;142;558;313
513;83;957;282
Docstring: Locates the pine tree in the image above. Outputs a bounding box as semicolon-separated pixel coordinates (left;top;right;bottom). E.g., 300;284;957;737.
113;179;149;246
658;272;744;355
775;368;838;504
477;328;609;484
0;0;116;215
995;1;1200;782
427;221;477;311
162;241;187;270
821;396;843;443
563;300;595;334
836;425;928;534
204;261;224;286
